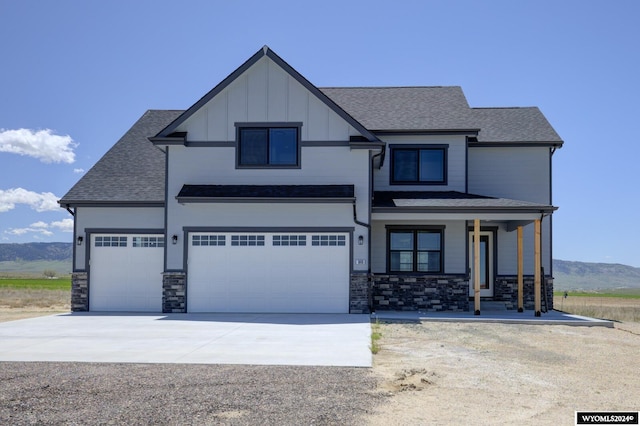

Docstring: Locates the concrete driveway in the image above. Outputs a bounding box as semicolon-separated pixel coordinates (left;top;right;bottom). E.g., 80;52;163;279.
0;313;372;367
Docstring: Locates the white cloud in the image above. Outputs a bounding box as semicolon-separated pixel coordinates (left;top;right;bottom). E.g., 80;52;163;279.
73;168;85;174
5;218;72;237
0;188;60;212
30;221;50;229
0;128;76;164
50;218;74;232
6;227;29;235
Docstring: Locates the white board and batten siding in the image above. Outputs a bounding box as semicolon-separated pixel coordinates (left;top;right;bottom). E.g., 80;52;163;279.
89;234;164;312
175;55;358;142
187;232;350;313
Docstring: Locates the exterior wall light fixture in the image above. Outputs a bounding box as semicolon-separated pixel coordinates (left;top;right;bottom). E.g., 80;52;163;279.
172;235;178;245
77;236;83;246
358;235;364;245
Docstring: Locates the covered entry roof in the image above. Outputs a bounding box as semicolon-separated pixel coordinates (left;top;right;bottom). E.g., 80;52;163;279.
176;184;355;203
373;191;556;213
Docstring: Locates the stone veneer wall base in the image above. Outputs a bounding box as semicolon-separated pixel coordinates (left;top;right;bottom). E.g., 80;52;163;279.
371;274;469;312
71;271;89;312
163;272;186;313
494;275;554;311
349;273;370;314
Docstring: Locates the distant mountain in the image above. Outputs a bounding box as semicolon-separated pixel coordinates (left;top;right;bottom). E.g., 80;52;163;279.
553;259;640;291
0;242;72;262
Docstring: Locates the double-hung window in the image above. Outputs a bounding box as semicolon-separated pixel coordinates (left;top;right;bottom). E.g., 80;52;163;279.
388;227;443;273
390;145;447;185
237;123;300;167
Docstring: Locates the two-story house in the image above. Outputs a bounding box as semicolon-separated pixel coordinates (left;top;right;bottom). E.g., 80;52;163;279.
60;46;562;316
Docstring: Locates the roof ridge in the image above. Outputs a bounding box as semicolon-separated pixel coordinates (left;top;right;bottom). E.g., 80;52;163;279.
320;86;461;89
472;106;538;110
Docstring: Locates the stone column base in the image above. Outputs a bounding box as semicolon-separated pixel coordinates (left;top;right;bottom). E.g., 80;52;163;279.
71;272;89;312
350;273;370;314
163;272;186;313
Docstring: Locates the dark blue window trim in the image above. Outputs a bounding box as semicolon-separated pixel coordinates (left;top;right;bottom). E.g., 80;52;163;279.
390;144;448;185
236;122;302;169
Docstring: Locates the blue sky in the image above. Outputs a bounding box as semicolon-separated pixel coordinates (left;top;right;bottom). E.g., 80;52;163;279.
1;0;638;267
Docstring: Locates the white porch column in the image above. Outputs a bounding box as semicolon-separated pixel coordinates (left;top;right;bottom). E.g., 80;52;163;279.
534;219;542;316
474;219;481;315
517;226;524;312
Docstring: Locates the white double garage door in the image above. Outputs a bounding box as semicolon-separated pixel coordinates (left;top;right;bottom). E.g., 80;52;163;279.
89;232;350;313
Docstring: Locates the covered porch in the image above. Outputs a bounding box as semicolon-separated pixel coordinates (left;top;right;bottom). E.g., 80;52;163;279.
369;191;557;316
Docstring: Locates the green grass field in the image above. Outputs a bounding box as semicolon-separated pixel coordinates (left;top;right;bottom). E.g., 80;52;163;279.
0;278;71;291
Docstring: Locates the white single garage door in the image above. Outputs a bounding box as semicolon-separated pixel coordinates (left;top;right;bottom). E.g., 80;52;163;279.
90;234;164;312
188;232;350;313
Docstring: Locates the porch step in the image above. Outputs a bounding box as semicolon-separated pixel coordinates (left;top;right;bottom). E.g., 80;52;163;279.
471;301;508;312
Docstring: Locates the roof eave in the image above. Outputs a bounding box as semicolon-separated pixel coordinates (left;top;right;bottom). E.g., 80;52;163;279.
371;206;558;214
59;200;165;208
373;129;480;136
176;196;356;204
469;140;564;147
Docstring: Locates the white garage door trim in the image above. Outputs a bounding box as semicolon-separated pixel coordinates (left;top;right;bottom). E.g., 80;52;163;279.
89;233;164;312
187;231;350;314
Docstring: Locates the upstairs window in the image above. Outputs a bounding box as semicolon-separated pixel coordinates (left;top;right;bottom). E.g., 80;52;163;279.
238;125;299;167
390;145;447;185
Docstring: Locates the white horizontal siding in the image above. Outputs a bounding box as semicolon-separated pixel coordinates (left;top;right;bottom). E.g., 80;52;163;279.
373;134;467;192
165;147;370;272
166;203;368;271
468;147;550;203
167;146;369;215
497;218;552;275
371;220;466;274
75;207;164;270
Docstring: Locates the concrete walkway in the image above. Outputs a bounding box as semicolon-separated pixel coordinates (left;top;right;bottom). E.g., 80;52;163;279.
0;313;372;367
372;309;614;327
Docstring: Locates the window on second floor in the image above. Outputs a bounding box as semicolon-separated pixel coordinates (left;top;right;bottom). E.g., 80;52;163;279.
390;145;448;185
237;125;300;168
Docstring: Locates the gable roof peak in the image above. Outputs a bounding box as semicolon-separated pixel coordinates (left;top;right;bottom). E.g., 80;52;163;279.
154;46;379;142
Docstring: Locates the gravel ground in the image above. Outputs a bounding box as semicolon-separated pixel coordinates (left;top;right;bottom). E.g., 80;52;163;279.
0;363;382;425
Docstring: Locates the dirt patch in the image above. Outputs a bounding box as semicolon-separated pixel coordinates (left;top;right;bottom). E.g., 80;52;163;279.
366;320;640;425
2;299;639;424
0;288;69;322
0;308;68;323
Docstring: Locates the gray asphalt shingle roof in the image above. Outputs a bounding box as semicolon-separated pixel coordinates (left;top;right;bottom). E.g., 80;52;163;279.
320;87;478;131
472;107;562;143
177;185;355;200
373;191;555;212
59;110;183;205
60;86;562;204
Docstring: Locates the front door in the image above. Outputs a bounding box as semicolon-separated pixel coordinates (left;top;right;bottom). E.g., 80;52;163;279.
468;232;493;297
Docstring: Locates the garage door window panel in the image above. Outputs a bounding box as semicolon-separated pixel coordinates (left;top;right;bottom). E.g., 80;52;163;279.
192;235;226;246
133;236;165;248
231;235;265;246
312;235;346;246
95;236;127;247
273;235;306;246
